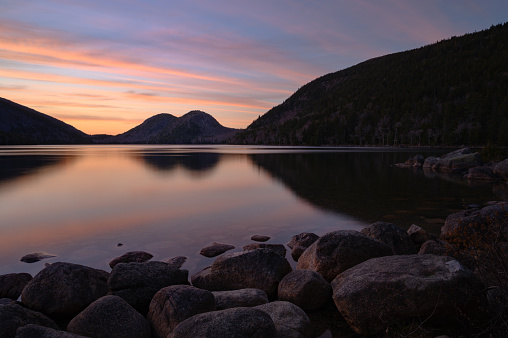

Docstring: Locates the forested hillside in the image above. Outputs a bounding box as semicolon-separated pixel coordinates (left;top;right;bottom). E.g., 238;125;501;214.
233;23;508;146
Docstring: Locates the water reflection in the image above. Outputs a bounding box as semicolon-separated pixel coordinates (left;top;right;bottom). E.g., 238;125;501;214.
135;152;221;176
0;154;71;187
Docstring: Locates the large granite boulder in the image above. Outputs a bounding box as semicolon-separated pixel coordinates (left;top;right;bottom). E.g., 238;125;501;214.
108;261;189;315
16;324;87;338
432;148;482;173
286;232;319;261
191;248;292;299
332;254;487;335
212;289;268;310
243;243;286;257
67;295;151;338
277;269;331;311
297;230;392;282
361;222;417;255
0;273;32;300
0;302;58;338
254;301;312;338
169;307;277;338
109;251;153;268
21;262;109;319
494;158;508;181
148;285;215;338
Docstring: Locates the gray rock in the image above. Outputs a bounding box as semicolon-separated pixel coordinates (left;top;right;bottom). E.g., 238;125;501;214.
200;243;235;258
251;235;270;242
16;324;87;338
0;273;32;300
361;222;417;255
21;262;109;319
494;158;508;181
20;252;56;263
331;255;487;335
423;156;439;168
108;261;189;315
0;302;58;338
169;307;277;338
286;233;319;261
404;154;425;167
432;148;482;173
191;248;292;299
166;256;187;269
148;285;215;338
67;295;151;338
109;251;153;268
464;166;502;181
255;301;312;338
418;239;450;256
297;230;392;282
407;224;437;250
278;269;332;311
212;289;268;310
243;243;286;257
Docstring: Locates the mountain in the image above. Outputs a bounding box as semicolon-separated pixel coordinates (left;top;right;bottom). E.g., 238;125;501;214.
0;97;91;145
232;23;508;146
102;110;239;144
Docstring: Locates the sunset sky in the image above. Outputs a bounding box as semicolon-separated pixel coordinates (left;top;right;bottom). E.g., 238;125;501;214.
1;1;507;135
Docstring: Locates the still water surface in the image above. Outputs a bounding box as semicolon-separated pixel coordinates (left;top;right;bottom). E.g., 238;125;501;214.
0;145;505;276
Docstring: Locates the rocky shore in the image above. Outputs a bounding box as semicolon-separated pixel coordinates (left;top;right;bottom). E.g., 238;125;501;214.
1;149;508;337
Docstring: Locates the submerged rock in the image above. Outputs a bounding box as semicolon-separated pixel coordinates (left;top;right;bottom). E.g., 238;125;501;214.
361;222;417;255
0;273;32;300
212;288;268;310
20;252;56;263
251;234;270;242
109;251;153;268
286;232;319;261
331;254;487;335
200;242;235;258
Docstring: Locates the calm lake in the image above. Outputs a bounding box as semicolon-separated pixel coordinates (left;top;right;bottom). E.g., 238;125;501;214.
1;145;506;277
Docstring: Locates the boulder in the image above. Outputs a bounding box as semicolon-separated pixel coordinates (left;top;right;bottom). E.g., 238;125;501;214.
361;222;417;255
0;273;32;300
331;255;487;335
212;289;268;310
191;248;292;299
20;252;56;263
297;230;392;282
148;285;215;338
404;154;425;167
169;307;277;338
243;243;286;257
200;243;235;258
109;251;153;268
277;269;332;311
108;261;189;315
166;256;187;269
16;324;87;338
464;166;501;181
255;301;312;338
251;235;270;242
423;156;439;169
0;302;58;338
407;224;437;250
432;148;482;173
21;262;109;319
67;295;151;338
286;232;319;261
418;239;450;256
494;159;508;180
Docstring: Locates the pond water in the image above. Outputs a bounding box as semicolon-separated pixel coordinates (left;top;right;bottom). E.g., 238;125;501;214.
0;145;505;277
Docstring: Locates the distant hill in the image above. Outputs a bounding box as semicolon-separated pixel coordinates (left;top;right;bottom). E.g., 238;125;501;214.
102;110;239;144
0;97;91;145
232;23;508;146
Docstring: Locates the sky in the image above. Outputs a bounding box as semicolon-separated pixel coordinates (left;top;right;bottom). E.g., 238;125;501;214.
1;1;507;135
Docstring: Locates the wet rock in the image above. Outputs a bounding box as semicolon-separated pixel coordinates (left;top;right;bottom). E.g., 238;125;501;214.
0;302;58;338
494;159;508;180
255;301;312;338
109;251;153;268
0;273;32;300
243;243;286;257
286;232;319;261
20;252;56;263
332;255;487;336
251;234;270;242
407;224;437;250
200;242;235;258
67;295;151;338
148;285;215;338
169;307;277;338
212;288;268;310
21;262;109;319
361;222;417;255
166;256;187;269
108;261;189;316
464;166;502;181
278;269;331;311
432;148;482;173
297;230;392;282
418;239;450;256
191;248;292;299
16;324;87;338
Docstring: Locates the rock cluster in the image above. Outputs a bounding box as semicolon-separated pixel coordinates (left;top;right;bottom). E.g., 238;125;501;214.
2;204;507;336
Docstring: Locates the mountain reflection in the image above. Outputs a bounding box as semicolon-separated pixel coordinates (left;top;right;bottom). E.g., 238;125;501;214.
134;152;221;176
249;152;503;232
0;154;69;187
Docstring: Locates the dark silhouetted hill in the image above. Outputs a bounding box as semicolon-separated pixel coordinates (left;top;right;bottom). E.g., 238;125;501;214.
103;113;178;144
